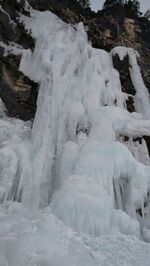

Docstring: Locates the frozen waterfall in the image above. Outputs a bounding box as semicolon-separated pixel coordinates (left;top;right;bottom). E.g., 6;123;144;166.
0;3;150;245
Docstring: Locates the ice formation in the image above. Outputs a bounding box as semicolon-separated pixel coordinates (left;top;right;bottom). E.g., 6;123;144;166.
0;99;31;204
0;1;150;265
111;47;150;119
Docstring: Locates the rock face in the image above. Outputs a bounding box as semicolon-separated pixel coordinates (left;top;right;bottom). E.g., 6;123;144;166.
112;54;136;113
0;0;37;120
86;8;150;93
0;0;149;120
0;54;37;120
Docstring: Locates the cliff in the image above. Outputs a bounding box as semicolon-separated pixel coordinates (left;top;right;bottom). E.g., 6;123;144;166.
0;0;149;120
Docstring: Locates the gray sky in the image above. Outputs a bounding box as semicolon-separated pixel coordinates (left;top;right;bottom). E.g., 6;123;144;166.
90;0;149;13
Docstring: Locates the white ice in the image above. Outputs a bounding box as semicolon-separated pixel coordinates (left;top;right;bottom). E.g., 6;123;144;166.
111;47;150;119
0;1;150;265
1;204;150;266
19;4;150;237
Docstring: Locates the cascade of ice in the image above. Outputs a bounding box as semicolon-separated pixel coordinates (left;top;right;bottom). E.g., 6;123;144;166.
0;4;150;241
19;9;125;209
111;47;150;169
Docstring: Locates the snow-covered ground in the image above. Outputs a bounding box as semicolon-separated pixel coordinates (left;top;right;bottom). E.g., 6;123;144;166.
1;203;150;266
0;2;150;265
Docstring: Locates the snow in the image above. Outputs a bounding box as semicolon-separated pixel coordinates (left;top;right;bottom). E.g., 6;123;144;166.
0;41;28;56
0;1;150;265
0;205;150;266
0;205;96;266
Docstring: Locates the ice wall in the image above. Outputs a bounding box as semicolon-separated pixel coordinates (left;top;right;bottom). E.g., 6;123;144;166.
20;10;125;208
0;4;150;240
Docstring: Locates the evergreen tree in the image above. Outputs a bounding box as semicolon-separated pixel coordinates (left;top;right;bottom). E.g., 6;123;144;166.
78;0;90;9
103;0;141;17
144;9;150;20
124;0;141;16
103;0;124;9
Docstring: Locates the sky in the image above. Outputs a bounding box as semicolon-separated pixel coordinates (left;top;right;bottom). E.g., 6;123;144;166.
90;0;149;13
